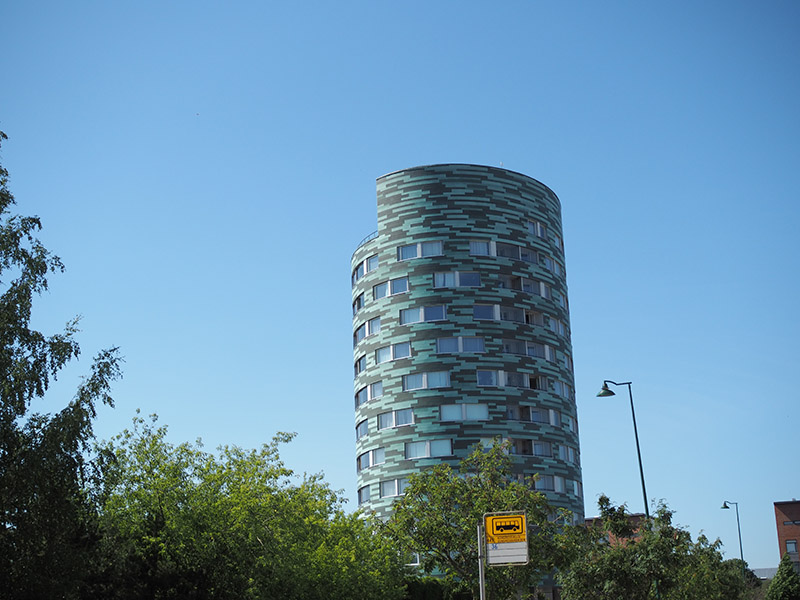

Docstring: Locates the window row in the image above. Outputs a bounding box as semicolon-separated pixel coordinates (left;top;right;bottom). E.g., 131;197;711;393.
356;404;576;434
355;369;571;398
356;337;570;376
507;440;577;463
355;307;567;345
358;474;581;506
501;338;558;362
477;370;575;398
506;406;563;427
469;240;563;277
473;304;568;335
355;272;566;317
498;274;566;307
352;254;379;286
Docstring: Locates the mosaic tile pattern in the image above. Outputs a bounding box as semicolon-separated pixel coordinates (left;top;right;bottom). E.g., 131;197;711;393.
351;164;583;520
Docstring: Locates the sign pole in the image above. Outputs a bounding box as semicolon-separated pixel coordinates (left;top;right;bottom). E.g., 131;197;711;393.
477;523;486;600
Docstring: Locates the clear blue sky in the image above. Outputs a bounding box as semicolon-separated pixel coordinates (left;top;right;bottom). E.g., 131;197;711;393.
2;0;798;570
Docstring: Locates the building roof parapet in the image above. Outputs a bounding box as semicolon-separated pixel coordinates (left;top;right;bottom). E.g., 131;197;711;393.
352;230;378;260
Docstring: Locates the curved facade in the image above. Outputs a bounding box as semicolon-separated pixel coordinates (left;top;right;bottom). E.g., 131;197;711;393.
351;164;583;520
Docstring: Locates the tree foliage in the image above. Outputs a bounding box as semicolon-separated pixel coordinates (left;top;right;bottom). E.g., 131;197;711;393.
91;414;406;600
385;440;563;600
558;495;749;600
0;131;122;599
765;554;800;600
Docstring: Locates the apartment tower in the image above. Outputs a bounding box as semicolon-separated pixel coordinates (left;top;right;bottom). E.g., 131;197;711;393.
351;164;583;520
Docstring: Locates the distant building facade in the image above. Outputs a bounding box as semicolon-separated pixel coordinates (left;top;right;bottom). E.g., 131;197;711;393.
350;164;583;521
774;500;800;572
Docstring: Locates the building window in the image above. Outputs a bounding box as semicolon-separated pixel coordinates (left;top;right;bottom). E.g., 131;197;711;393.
527;310;545;326
436;336;484;353
441;403;489;421
376;342;411;363
403;371;451;391
355;381;383;408
368;317;381;335
787;540;798;554
558;445;576;463
357;485;370;505
477;370;498;386
354;355;366;377
353;323;366;347
378;408;414;429
353;293;364;316
434;271;481;288
528;220;547;238
355;419;368;440
527;342;556;362
373;282;388;299
400;305;447;324
500;306;525;323
380;478;409;498
496;242;519;259
352;263;364;286
469;240;491;256
366;254;379;272
352;254;379;286
405;439;452;459
535;475;555;492
357;447;386;472
473;304;496;320
397;240;443;261
374;277;409;300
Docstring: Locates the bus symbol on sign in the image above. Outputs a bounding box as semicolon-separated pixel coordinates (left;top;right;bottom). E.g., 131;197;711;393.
494;519;520;532
485;513;527;545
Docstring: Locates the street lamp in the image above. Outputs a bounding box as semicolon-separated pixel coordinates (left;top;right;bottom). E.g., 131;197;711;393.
721;500;746;580
597;380;650;519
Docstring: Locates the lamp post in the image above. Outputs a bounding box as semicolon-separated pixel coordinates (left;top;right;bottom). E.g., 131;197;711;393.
722;500;746;580
597;380;650;519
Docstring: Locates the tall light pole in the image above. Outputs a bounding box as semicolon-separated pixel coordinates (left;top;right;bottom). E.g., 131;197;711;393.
597;380;650;519
722;500;746;580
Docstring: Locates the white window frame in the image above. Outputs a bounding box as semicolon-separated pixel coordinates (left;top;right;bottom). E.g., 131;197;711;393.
436;336;484;353
433;271;481;288
402;371;451;391
440;403;489;421
352;293;364;316
397;240;443;261
401;305;447;324
355;419;368;440
379;478;408;498
473;304;498;320
357;447;386;472
404;439;452;459
375;342;411;364
357;485;370;504
378;407;414;430
367;316;381;336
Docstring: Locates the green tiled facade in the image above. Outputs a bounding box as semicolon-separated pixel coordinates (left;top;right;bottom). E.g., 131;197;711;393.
351;164;583;521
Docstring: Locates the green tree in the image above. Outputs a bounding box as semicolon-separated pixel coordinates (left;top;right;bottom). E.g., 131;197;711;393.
384;440;563;600
558;495;748;600
766;554;800;600
92;414;406;600
0;131;122;599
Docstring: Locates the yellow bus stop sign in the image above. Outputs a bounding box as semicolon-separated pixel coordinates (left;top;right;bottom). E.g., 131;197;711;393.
485;513;527;544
